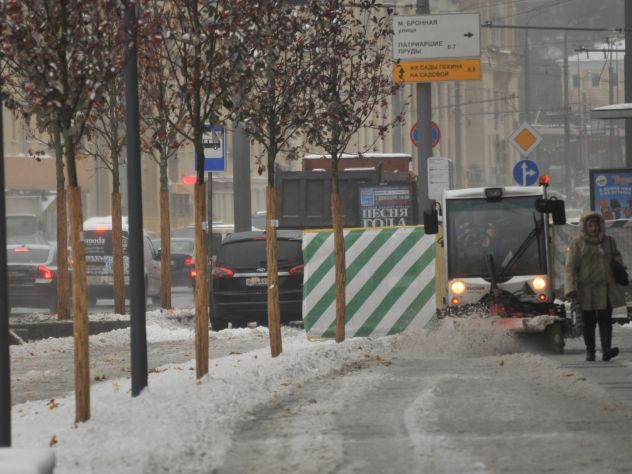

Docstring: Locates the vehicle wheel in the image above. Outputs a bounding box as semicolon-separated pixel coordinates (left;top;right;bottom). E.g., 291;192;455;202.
544;322;564;354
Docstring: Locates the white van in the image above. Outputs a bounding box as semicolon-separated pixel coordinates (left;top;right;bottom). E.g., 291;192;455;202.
83;216;161;305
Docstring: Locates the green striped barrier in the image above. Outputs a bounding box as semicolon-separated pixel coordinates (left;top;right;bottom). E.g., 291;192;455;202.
302;226;436;338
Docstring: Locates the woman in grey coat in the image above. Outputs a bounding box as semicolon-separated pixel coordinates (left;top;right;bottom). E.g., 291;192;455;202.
565;212;626;361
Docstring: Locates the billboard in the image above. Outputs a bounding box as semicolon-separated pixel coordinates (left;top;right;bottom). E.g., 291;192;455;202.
589;168;632;219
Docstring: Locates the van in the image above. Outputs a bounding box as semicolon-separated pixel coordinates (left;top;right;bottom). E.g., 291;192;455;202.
171;221;235;256
6;213;48;244
83;216;161;306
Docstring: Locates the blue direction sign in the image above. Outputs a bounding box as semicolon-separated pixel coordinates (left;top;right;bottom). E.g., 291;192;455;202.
513;159;539;186
195;124;225;172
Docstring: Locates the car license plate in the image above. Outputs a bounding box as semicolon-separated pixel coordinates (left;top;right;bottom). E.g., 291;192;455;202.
87;275;114;285
245;277;267;287
9;271;29;278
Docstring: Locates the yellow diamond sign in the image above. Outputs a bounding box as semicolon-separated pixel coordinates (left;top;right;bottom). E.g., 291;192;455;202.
509;122;542;157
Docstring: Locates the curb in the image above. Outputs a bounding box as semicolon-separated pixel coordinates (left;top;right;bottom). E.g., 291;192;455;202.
9;320;131;345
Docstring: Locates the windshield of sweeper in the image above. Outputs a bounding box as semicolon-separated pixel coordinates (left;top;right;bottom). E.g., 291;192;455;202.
446;196;547;280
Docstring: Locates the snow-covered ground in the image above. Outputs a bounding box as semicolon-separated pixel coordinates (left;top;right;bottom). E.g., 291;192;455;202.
7;309;632;473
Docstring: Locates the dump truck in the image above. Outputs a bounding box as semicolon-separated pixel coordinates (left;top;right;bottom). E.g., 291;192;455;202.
275;153;417;229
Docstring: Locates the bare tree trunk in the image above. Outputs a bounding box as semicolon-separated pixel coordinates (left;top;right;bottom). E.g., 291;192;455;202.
331;191;346;343
160;190;172;309
68;186;90;422
194;183;209;378
266;186;282;357
112;192;125;314
56;188;69;320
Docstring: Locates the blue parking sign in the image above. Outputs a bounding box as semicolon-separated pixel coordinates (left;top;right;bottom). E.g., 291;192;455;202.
195;125;225;172
513;159;539;186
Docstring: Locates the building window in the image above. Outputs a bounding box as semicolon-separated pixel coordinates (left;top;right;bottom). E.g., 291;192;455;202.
572;74;580;89
591;73;600;88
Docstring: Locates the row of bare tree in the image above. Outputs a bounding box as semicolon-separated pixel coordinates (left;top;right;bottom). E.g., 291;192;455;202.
0;0;401;423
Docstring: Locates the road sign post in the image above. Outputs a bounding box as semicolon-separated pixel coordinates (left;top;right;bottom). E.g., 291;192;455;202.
509;122;543;158
513;159;540;186
197;125;225;172
394;58;481;83
410;121;440;148
392;11;481;220
392;13;481;60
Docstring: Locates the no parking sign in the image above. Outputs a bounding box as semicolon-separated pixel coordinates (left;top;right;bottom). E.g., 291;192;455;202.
410;122;440;148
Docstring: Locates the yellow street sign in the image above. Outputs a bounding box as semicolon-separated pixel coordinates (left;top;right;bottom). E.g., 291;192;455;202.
394;58;481;83
508;122;542;157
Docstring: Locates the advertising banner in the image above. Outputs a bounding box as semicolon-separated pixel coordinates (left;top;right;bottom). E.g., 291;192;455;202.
359;185;414;227
589;168;632;219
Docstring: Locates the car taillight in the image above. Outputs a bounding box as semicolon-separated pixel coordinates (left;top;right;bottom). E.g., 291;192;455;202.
14;247;29;253
289;264;304;275
212;266;234;278
190;268;197;278
38;265;54;280
184;257;194;266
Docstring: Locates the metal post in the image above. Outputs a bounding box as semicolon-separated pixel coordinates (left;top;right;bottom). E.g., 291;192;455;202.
523;27;530;123
391;88;403;153
232;123;252;232
206;172;214;322
563;33;570;196
0;98;12;446
124;0;147;397
207;172;213;252
454;81;462;187
416;0;432;222
625;1;632;168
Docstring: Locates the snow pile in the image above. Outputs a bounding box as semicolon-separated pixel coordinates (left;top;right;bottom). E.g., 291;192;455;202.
12;329;398;473
396;318;524;358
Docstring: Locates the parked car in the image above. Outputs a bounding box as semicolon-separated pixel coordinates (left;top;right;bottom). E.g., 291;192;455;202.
7;243;67;313
83;216;161;306
171;221;234;257
210;230;304;330
153;237;195;287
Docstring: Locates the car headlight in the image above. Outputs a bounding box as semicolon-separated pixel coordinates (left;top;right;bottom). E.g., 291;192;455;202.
531;277;547;291
450;280;466;295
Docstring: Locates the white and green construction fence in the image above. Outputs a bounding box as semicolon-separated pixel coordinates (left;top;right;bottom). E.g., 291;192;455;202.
301;226;436;338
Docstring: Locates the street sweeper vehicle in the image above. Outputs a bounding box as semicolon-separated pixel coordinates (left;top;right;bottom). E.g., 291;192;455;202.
424;180;572;353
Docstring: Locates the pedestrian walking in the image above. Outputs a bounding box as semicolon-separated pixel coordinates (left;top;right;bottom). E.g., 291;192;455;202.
564;212;627;361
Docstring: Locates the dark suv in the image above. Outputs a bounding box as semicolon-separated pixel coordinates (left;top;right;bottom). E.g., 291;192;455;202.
210;230;304;330
7;243;66;313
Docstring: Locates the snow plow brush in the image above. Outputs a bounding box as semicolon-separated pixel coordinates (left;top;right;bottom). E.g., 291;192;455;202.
492;314;563;333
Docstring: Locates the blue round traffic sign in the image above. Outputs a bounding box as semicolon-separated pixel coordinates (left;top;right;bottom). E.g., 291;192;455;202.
411;122;440;148
513;159;539;186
